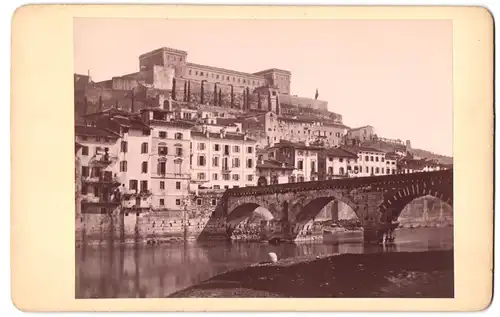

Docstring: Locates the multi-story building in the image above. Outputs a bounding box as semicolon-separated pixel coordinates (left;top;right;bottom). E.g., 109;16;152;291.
267;140;321;182
341;145;388;177
139;107;194;213
256;159;295;186
75;124;122;214
241;111;348;148
318;148;360;180
385;153;399;175
346;125;375;143
190;127;257;190
82;107;155;214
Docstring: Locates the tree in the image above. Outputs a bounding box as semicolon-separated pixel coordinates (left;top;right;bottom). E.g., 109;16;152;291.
187;80;191;102
172;78;177;100
230;85;234;108
201;80;205;104
218;89;222;107
258;92;262;110
183;81;187;102
214;83;218;106
267;90;272;111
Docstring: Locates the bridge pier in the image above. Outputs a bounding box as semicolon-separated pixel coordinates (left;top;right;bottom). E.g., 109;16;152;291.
363;228;382;244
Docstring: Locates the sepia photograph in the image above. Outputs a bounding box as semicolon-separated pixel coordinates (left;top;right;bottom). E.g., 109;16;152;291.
73;18;454;299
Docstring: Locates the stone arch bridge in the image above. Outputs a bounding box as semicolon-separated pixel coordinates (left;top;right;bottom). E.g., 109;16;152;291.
221;170;453;243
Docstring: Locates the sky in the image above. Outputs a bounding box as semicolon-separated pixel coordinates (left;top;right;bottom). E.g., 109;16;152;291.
74;18;453;156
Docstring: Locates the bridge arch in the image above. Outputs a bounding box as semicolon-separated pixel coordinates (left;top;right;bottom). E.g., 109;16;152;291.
378;182;452;222
225;203;275;239
294;196;358;223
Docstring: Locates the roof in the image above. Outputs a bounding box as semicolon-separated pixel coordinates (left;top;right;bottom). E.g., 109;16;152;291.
191;131;255;142
270;140;323;151
216;118;239;126
253;68;291;75
349;125;374;131
277;115;315;124
149;120;194;129
75;125;121;139
385;152;400;160
140;107;173;113
187;62;265;80
256;160;295;170
83;107;133;118
139;47;188;59
324;148;358;158
340;145;385;154
323;121;350;129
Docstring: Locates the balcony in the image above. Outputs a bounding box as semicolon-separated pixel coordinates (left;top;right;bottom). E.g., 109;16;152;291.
122;189;152;199
80;194;120;206
89;153;117;165
154;172;191;179
82;173;120;185
221;166;231;174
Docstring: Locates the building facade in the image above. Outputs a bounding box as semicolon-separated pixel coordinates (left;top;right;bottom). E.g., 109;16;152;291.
190;128;257;190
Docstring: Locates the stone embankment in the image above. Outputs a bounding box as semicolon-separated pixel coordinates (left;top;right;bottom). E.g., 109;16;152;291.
169;250;454;298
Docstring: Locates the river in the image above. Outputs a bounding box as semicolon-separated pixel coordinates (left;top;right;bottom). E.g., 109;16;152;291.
75;227;453;298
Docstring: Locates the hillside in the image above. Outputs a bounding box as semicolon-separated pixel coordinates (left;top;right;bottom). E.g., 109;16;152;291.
362;140;453;165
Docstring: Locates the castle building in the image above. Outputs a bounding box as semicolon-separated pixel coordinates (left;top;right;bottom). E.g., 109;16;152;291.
346;125;376;142
190;127;257;190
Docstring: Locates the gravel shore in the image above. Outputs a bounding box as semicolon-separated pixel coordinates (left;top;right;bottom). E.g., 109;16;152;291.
169;250;454;298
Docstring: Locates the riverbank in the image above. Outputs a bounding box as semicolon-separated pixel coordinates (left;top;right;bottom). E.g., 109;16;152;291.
169;250;453;298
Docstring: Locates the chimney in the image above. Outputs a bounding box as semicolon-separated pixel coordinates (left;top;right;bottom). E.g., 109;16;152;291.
220;127;226;139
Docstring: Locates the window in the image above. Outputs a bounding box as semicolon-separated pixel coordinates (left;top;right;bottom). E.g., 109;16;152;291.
365;155;369;161
159;131;167;139
82;146;89;156
233;146;240;153
339;167;345;175
233;158;240;168
339;158;343;163
175;146;183;157
328;167;333;175
197;199;202;206
370;156;374;161
81;166;89;177
212;173;218;180
232;174;240;181
141;161;148;173
392;169;396;174
298;160;303;170
176;199;181;206
224;185;229;189
129;180;138;191
212;156;219;167
158;146;168;155
140;181;148;192
197;172;206;180
176;181;181;190
366;167;369;173
214;185;221;189
198;155;206;166
371;167;374;174
95;137;101;142
160;181;165;190
157;161;166;175
141;143;148;154
121;141;128;153
198;142;206;151
120;161;127;172
246;158;253;168
81;184;87;195
175;133;183;140
375;157;379;162
247;146;253;154
224;145;230;155
381;158;385;162
223;174;230;181
376;167;380;174
247;175;254;181
211;199;217;206
174;160;182;174
214;144;220;151
160;199;165;206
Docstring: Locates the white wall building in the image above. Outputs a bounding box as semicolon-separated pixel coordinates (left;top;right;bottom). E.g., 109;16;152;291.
191;128;257;189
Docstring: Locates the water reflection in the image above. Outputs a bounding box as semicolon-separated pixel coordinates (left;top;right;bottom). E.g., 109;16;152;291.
75;227;453;298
